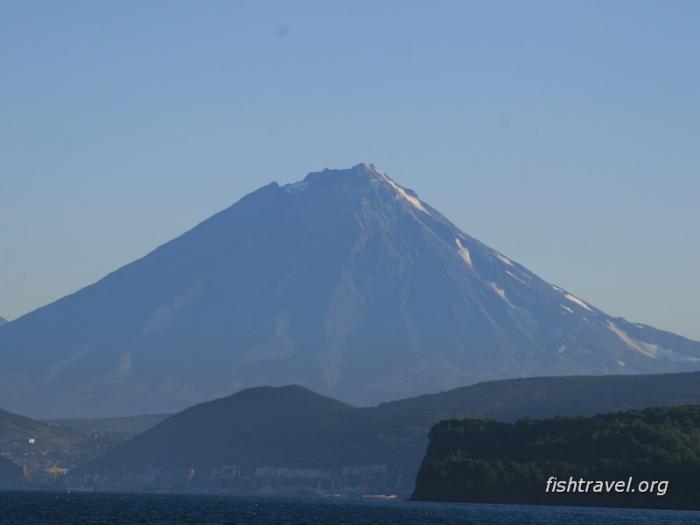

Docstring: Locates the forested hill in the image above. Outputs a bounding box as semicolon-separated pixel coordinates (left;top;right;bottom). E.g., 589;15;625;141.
412;406;700;510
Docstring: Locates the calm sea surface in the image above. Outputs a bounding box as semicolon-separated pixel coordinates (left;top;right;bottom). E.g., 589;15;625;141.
1;491;699;525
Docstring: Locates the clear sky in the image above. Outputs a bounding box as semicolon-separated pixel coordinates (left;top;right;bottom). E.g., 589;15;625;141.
1;1;698;339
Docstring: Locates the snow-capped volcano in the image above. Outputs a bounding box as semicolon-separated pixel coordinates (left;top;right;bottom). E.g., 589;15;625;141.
1;163;698;418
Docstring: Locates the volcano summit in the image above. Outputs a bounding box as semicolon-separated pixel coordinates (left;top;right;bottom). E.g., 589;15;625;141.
1;164;699;417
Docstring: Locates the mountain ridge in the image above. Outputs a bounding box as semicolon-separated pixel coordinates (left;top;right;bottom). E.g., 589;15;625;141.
81;370;700;493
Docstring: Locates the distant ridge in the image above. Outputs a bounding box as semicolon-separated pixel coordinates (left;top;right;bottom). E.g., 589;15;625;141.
46;413;170;437
83;370;700;493
1;164;699;417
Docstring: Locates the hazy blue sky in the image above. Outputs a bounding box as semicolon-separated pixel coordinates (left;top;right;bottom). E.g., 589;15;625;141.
1;1;699;339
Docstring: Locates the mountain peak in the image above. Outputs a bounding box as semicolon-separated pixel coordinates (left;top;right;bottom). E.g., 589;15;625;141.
282;163;377;193
351;161;380;174
349;162;390;180
282;163;431;215
228;384;354;410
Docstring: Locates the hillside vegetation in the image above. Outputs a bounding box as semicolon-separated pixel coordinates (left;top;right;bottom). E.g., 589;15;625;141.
412;406;700;510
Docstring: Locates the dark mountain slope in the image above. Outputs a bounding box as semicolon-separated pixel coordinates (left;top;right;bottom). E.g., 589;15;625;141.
86;385;354;471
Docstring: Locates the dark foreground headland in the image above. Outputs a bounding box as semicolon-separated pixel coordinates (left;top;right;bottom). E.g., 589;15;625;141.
412;405;700;510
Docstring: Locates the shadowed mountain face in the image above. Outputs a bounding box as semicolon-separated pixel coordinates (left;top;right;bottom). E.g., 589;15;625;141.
1;164;699;417
87;385;355;472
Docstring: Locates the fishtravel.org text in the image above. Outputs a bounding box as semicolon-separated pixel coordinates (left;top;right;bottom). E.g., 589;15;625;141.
545;476;668;496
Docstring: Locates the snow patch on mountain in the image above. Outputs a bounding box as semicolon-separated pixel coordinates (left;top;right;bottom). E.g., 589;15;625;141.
495;253;514;267
607;321;658;358
564;293;593;312
455;239;473;270
505;270;529;286
375;169;429;214
488;282;512;306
